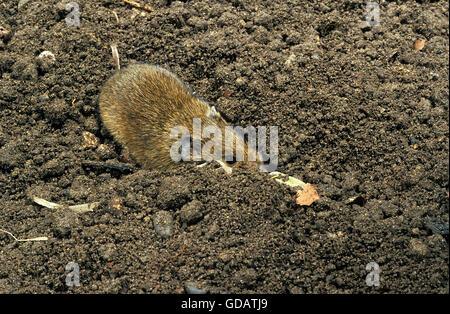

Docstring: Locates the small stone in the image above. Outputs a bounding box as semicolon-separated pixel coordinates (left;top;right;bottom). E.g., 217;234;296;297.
11;57;38;81
43;99;69;126
235;77;247;87
0;142;24;170
82;131;99;149
377;68;386;80
153;211;173;238
98;243;117;261
18;0;32;9
42;159;65;177
109;197;123;211
51;208;79;238
413;39;426;51
179;200;204;225
36;51;56;72
184;283;207;294
410;238;428;256
233;268;258;288
285;53;296;68
157;176;190;210
0;26;11;42
38;94;50;102
96;144;116;160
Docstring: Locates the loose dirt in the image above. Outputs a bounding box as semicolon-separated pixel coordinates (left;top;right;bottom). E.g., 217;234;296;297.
0;0;448;293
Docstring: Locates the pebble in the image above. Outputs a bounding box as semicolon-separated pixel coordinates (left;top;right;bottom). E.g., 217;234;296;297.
36;51;56;72
0;26;11;44
11;57;37;81
43;99;69;126
0;142;24;170
409;238;428;256
153;211;174;238
157;176;190;210
38;94;50;102
184;283;207;294
424;217;449;235
42;159;65;177
51;208;79;238
98;243;117;261
82;131;99;149
18;0;31;9
233;268;258;288
96;144;116;160
413;39;426;51
179;200;204;225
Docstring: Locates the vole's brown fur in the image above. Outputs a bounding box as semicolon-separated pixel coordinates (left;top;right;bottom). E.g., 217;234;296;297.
99;63;255;170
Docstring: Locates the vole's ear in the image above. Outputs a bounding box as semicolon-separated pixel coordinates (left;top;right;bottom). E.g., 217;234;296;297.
207;106;219;119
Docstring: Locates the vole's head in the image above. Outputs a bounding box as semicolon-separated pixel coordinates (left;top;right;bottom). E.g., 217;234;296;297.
196;100;262;170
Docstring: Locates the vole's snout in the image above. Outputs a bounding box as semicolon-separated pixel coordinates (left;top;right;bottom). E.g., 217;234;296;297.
222;129;264;170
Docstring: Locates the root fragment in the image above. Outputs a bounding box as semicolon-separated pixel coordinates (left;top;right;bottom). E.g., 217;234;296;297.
0;228;48;242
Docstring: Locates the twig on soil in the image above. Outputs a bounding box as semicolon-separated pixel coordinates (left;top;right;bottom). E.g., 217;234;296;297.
71;96;77;108
123;0;154;12
81;160;137;173
110;44;120;71
112;10;120;24
32;196;98;214
0;228;48;242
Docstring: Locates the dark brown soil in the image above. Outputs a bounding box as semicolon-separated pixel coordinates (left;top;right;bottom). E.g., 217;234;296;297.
0;0;448;294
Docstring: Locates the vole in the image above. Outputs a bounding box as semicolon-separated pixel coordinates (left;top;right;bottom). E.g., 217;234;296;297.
99;46;260;171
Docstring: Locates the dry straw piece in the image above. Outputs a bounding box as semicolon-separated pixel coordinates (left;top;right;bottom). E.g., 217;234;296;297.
32;196;99;214
0;228;48;242
123;0;154;12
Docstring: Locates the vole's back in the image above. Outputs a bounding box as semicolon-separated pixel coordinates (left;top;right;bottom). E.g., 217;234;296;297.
99;64;222;170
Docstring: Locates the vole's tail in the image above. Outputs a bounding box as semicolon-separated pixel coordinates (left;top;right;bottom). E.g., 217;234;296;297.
110;44;120;71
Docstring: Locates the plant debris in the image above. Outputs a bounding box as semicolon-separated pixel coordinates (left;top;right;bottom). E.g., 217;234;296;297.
123;0;154;12
269;171;307;189
0;228;48;242
413;39;426;51
295;183;320;206
32;196;98;214
270;172;319;206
